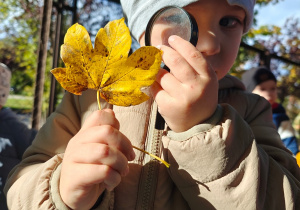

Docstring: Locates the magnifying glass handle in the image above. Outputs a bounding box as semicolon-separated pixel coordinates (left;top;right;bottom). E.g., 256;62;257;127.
155;64;169;130
155;110;166;129
163;64;170;72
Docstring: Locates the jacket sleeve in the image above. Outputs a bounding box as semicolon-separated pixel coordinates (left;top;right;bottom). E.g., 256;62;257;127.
162;95;300;209
4;90;112;209
278;120;299;155
4;91;80;209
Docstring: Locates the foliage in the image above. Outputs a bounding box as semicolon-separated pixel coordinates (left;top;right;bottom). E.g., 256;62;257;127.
230;0;300;120
247;17;300;101
256;0;283;5
76;0;123;39
0;0;43;95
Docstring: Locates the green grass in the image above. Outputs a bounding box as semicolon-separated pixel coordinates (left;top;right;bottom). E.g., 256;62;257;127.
5;94;63;115
5;95;34;112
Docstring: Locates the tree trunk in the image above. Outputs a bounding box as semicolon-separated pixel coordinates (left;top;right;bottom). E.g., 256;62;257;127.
32;0;53;129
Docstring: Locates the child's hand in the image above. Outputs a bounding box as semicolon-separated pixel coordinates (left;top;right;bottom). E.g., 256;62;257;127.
60;109;135;209
151;35;219;132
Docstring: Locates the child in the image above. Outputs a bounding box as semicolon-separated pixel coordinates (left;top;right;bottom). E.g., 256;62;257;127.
242;66;300;164
0;63;37;210
5;0;300;209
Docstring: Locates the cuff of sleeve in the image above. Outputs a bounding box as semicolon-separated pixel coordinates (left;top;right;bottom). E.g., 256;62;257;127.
50;156;70;210
167;105;223;141
50;155;114;210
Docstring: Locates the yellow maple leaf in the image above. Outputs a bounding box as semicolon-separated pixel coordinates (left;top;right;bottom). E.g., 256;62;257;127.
51;18;163;107
51;18;170;168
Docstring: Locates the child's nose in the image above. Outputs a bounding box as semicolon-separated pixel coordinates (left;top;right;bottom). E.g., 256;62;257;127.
195;30;220;56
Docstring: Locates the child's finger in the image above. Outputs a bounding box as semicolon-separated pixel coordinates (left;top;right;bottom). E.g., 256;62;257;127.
167;35;215;81
75;126;135;161
150;82;174;113
69;143;129;175
153;68;181;98
71;163;122;189
81;109;120;130
160;44;196;84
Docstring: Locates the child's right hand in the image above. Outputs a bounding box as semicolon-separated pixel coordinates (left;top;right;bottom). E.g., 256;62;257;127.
150;35;219;132
59;109;135;209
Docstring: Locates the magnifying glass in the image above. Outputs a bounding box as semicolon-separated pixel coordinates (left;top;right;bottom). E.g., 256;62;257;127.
145;6;199;130
145;6;198;49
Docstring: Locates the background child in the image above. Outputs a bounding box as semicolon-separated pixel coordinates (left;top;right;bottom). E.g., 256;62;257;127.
5;0;300;209
0;63;37;210
242;66;300;165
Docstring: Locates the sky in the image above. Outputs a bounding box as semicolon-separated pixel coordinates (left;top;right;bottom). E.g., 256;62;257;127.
255;0;300;28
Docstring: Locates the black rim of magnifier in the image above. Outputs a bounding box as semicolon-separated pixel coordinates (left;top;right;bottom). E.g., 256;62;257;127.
145;6;198;47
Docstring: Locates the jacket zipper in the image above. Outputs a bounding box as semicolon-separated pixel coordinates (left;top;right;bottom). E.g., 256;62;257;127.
135;102;163;210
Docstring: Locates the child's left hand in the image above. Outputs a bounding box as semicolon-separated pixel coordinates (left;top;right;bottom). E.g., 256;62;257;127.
150;35;219;132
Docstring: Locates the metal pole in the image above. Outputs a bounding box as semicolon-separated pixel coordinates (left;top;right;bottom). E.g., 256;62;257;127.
32;0;53;129
48;0;63;116
48;0;78;116
72;0;78;24
240;42;300;67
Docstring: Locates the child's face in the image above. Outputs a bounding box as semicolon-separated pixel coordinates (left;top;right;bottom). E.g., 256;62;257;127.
252;80;278;105
183;0;245;79
140;0;246;80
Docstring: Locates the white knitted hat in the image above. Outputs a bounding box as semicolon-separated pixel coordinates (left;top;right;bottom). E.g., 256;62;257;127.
0;63;11;107
121;0;256;41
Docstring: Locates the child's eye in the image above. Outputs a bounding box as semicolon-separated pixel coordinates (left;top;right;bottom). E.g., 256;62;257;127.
219;17;241;28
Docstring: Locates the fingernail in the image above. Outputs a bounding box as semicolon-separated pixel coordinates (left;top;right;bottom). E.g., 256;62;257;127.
156;45;161;49
168;35;175;42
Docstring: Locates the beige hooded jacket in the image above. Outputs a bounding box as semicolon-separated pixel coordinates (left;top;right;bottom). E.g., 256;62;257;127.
4;75;300;210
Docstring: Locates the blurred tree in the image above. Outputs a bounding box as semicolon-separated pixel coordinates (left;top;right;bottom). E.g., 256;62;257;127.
246;18;299;102
77;0;123;39
0;0;43;95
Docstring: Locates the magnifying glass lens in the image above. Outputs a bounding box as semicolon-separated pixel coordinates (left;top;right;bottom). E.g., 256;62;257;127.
150;8;192;46
145;6;198;47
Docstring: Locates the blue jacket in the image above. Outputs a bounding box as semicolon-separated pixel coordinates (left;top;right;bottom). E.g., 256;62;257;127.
272;103;299;155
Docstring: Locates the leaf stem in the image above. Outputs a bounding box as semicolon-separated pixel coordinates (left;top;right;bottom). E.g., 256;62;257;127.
96;89;170;168
97;89;101;110
132;145;170;168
